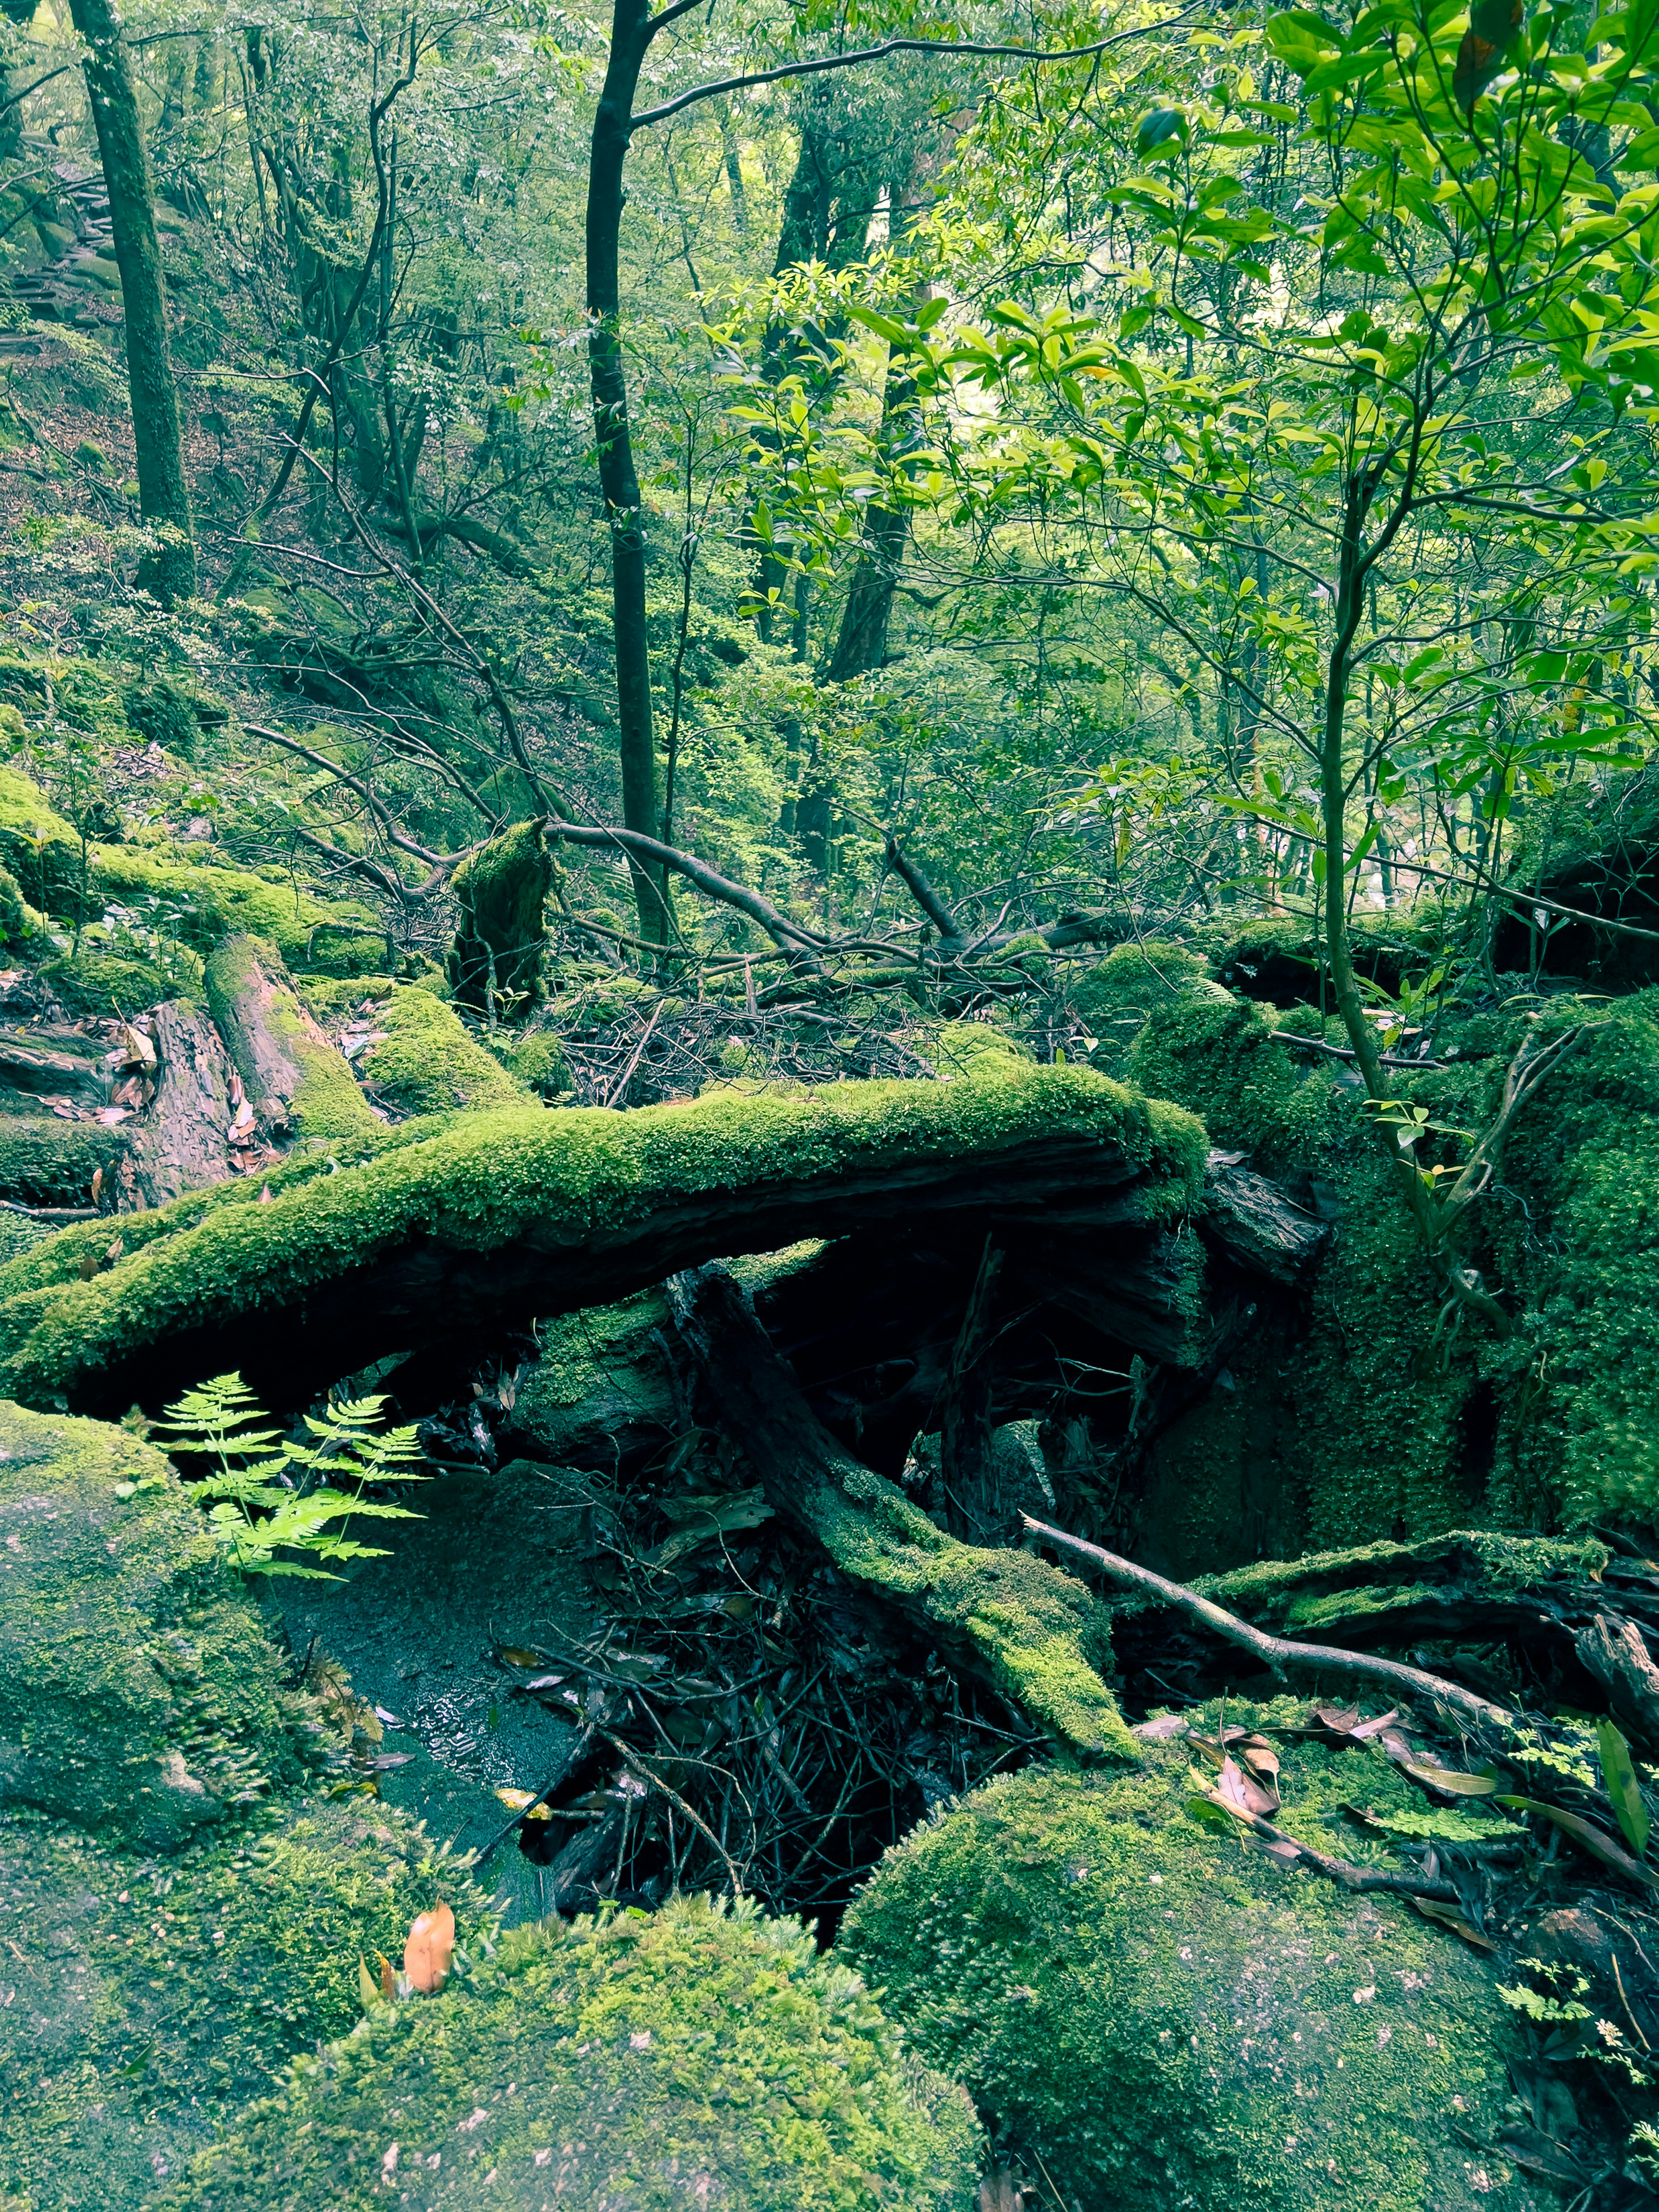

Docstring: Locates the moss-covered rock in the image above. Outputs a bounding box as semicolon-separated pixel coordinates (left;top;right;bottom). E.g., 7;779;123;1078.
0;1795;479;2212
842;1721;1526;2212
0;1064;1207;1415
358;988;534;1116
0;1400;321;1847
497;1027;571;1097
184;1895;981;2212
89;845;386;977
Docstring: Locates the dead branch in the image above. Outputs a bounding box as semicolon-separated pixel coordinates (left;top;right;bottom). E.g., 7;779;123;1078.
1019;1515;1516;1729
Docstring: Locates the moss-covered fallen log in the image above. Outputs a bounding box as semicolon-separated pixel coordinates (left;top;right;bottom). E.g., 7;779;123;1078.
667;1261;1141;1760
0;1064;1205;1415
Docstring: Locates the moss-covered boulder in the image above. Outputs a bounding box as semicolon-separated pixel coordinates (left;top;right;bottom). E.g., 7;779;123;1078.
41;947;172;1017
0;1113;126;1208
0;1795;478;2212
0;1401;320;1848
184;1896;981;2212
842;1719;1526;2212
358;988;534;1116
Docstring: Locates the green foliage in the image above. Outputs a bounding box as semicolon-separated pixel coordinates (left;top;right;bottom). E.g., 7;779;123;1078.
157;1371;425;1581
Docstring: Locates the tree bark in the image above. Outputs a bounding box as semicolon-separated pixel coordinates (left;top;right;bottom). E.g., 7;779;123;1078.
587;0;669;943
122;1001;237;1208
67;0;196;604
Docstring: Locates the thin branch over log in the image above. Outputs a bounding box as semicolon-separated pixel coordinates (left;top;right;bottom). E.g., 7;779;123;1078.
1020;1515;1515;1729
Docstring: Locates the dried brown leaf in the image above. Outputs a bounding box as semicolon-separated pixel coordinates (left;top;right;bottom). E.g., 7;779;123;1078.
404;1900;454;1994
1412;1897;1497;1951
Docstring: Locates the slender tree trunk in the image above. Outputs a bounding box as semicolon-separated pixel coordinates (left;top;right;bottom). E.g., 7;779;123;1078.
587;0;668;944
68;0;196;604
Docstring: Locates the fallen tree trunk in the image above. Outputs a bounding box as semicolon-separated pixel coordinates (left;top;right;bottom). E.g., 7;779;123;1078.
203;934;378;1143
666;1262;1141;1760
0;1065;1205;1416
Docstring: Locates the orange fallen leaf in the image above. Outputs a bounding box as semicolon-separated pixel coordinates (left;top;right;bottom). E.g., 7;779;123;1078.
378;1949;394;2002
404;1901;454;1993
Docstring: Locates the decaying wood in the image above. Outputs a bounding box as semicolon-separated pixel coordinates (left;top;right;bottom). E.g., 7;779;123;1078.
1577;1613;1659;1752
938;1234;1005;1543
0;1027;111;1105
1020;1514;1516;1729
668;1263;1135;1757
122;1001;238;1208
204;933;375;1139
1201;1149;1329;1283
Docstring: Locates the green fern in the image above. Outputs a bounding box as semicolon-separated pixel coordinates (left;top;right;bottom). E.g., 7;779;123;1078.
158;1371;426;1580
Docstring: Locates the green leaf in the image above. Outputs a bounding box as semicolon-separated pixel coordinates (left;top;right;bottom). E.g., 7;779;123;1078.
1496;1796;1659;1888
1598;1718;1650;1859
1135;107;1189;161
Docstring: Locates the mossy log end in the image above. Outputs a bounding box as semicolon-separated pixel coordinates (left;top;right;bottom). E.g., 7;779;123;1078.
203;933;379;1143
667;1261;1141;1760
0;1065;1205;1416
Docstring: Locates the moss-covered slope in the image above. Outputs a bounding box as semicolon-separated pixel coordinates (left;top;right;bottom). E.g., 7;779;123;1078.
182;1896;981;2212
0;1065;1206;1414
842;1716;1526;2212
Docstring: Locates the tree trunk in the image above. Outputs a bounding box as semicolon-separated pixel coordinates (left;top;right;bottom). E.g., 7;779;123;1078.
67;0;196;604
586;0;667;944
203;934;378;1142
446;820;553;1020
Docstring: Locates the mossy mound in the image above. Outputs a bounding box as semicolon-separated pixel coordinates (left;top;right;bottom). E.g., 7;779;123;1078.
0;1400;321;1847
184;1894;981;2212
0;1114;123;1208
41;948;170;1017
497;1026;571;1096
89;845;385;977
0;763;86;917
842;1721;1525;2212
358;988;534;1116
0;1794;480;2212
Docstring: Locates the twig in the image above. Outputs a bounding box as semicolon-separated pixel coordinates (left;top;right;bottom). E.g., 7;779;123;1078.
1208;1796;1461;1901
601;998;664;1109
471;1724;594;1866
1019;1515;1515;1728
1270;1031;1444;1072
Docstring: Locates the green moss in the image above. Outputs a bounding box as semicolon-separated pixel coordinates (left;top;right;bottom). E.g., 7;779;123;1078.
358;988;534;1116
184;1894;980;2212
0;1795;481;2212
0;1401;324;1848
498;1027;571;1096
512;1288;677;1467
0;1116;124;1208
0;763;86;918
0;1065;1206;1414
294;974;395;1018
0;864;34;948
121;678;202;762
89;846;386;977
1180;1528;1607;1631
446;819;553;1018
920;1020;1035;1081
41;949;169;1017
204;935;380;1143
842;1720;1526;2212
